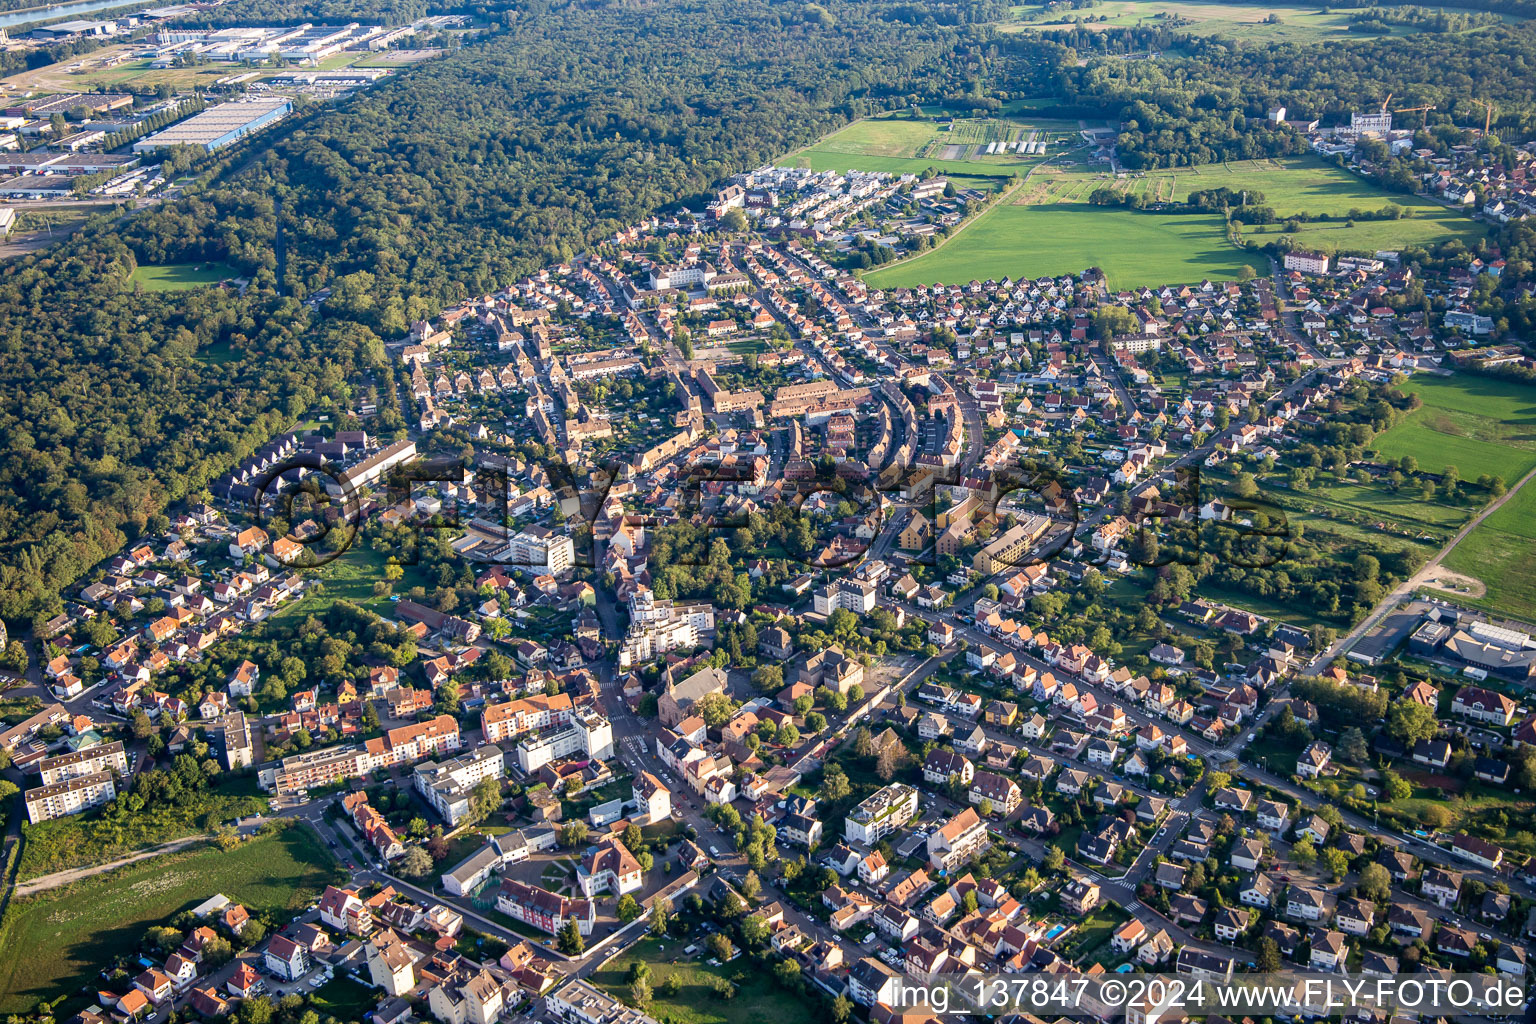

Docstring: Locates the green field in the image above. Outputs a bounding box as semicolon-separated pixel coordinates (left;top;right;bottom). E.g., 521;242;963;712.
1024;156;1473;219
783;110;1090;184
130;262;238;292
854;153;1480;288
1244;209;1485;254
865;203;1265;289
1005;0;1518;42
1442;478;1536;624
0;827;339;1014
268;543;432;622
589;936;814;1024
1371;375;1536;483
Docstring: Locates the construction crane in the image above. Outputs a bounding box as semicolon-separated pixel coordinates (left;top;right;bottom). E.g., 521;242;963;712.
1379;92;1394;114
1472;99;1496;136
1393;104;1436;129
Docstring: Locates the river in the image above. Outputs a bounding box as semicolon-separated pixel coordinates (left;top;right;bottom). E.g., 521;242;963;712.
0;0;144;31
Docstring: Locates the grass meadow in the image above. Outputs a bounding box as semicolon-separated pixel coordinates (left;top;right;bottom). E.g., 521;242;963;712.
866;203;1266;289
1440;476;1536;624
589;936;814;1024
130;263;239;292
1372;375;1536;483
0;827;338;1014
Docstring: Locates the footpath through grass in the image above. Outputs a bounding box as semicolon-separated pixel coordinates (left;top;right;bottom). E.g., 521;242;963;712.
0;825;340;1014
18;773;269;880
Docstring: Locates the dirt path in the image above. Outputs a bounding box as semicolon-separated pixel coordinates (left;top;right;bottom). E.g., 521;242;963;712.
14;835;205;896
1420;566;1486;598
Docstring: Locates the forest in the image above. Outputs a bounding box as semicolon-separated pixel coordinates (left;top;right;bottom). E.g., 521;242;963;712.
1056;24;1536;167
0;0;993;626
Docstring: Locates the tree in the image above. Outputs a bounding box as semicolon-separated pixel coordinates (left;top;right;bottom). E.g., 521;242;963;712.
469;776;503;823
876;741;903;781
616;894;641;923
1322;847;1350;881
1386;702;1438;745
1292;838;1317;866
557;920;585;955
853;727;874;758
752;665;783;693
706;932;734;961
820;762;851;803
400;847;434;877
130;710;153;739
1337;727;1369;764
1255;936;1282;973
650;897;671;936
777;722;800;747
694;692;736;729
1358;862;1391;902
629;977;652;1008
831;995;853;1024
560;822;590;847
741;913;770;947
1044;845;1065;871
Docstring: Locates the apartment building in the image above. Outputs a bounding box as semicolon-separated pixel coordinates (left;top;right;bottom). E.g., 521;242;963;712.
481;692;575;745
499;525;575;574
25;770;116;823
414;745;506;826
264;715;461;793
845;783;918;845
973;515;1051;574
927;807;990;873
37;740;128;785
515;706;613;773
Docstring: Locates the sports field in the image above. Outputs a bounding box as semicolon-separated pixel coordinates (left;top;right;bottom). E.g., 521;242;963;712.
1442;479;1536;624
864;203;1265;289
1371;375;1536;483
1005;0;1519;42
0;827;339;1014
130;262;238;292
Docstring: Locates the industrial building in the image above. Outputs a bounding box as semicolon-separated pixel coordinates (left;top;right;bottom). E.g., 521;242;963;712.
133;97;292;154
